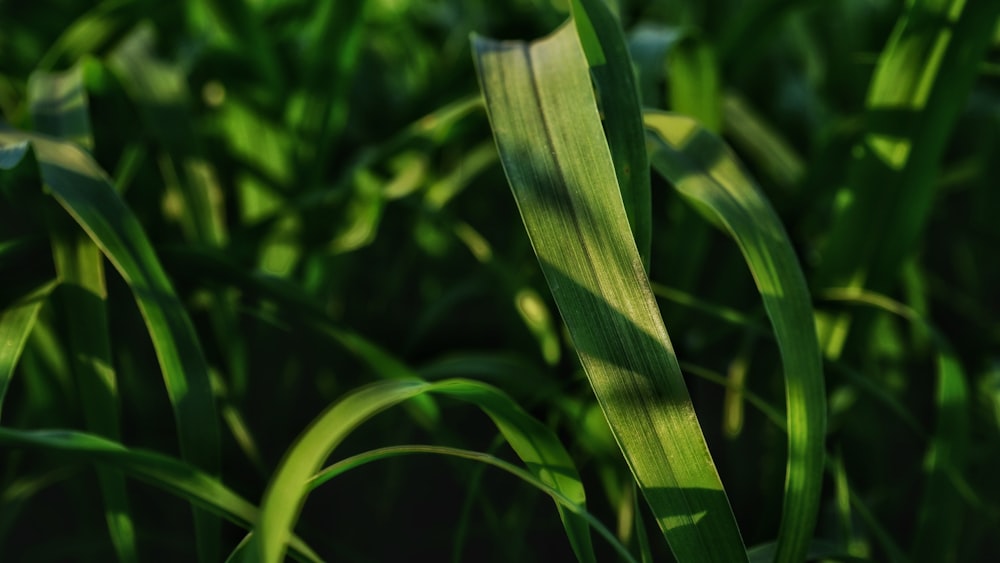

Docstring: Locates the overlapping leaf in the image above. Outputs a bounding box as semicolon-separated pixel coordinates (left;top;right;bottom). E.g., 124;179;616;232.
0;125;222;560
645;111;825;563
28;62;137;562
473;21;746;563
251;378;594;562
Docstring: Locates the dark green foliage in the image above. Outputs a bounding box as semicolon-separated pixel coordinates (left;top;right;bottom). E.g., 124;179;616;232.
1;0;998;561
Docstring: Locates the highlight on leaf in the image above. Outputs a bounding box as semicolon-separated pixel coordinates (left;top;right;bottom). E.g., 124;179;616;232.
1;1;997;561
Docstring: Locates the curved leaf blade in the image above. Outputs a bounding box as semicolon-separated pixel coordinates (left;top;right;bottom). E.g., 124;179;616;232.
0;129;222;559
28;63;137;563
254;377;596;562
0;427;320;563
569;0;651;270
473;23;746;563
252;379;429;562
0;280;55;417
645;110;826;563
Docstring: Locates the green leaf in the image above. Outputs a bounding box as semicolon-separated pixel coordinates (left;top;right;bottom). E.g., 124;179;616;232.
667;34;722;133
0;280;55;418
312;444;633;563
0;128;222;560
28;62;137;563
0;427;321;563
570;0;652;271
645;110;826;563
815;0;1000;356
0;141;30;169
253;378;596;563
473;22;746;563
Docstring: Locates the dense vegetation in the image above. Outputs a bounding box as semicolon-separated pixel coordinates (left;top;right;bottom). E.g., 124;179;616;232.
1;0;998;561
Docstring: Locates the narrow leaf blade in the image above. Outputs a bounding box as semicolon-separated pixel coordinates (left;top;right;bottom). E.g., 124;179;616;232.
645;110;826;563
29;62;138;563
0;128;222;560
473;24;747;562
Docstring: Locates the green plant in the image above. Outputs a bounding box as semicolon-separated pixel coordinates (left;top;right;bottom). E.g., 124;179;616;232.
1;0;998;562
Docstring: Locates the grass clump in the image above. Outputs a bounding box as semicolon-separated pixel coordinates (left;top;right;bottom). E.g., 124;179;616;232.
1;0;999;561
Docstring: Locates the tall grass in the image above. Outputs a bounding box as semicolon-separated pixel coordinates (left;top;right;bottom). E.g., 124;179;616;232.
1;0;999;561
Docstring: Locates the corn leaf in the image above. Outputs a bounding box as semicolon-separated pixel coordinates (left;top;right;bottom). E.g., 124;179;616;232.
28;62;137;563
0;427;320;562
644;110;826;563
815;0;1000;356
0;128;222;560
0;279;54;418
473;22;746;563
312;444;633;562
569;0;651;270
252;377;595;562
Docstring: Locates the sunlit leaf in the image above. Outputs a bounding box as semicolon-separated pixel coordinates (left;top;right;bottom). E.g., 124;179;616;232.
645;110;825;563
473;21;746;563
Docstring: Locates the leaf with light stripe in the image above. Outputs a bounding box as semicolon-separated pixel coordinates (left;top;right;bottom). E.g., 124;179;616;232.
0;279;55;417
645;110;826;563
815;0;1000;356
28;62;137;563
473;22;746;563
0;128;222;561
569;0;651;270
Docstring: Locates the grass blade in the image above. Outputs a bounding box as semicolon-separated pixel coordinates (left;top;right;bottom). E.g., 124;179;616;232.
0;427;320;562
645;110;826;563
0;128;222;560
28;63;137;563
473;22;747;563
570;0;651;270
815;0;1000;356
667;34;722;133
0;280;54;418
254;377;596;562
312;444;632;563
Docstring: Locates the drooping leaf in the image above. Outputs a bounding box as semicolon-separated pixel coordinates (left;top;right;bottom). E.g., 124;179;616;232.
252;378;595;563
0;128;222;561
0;427;320;563
29;62;137;563
645;110;826;563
